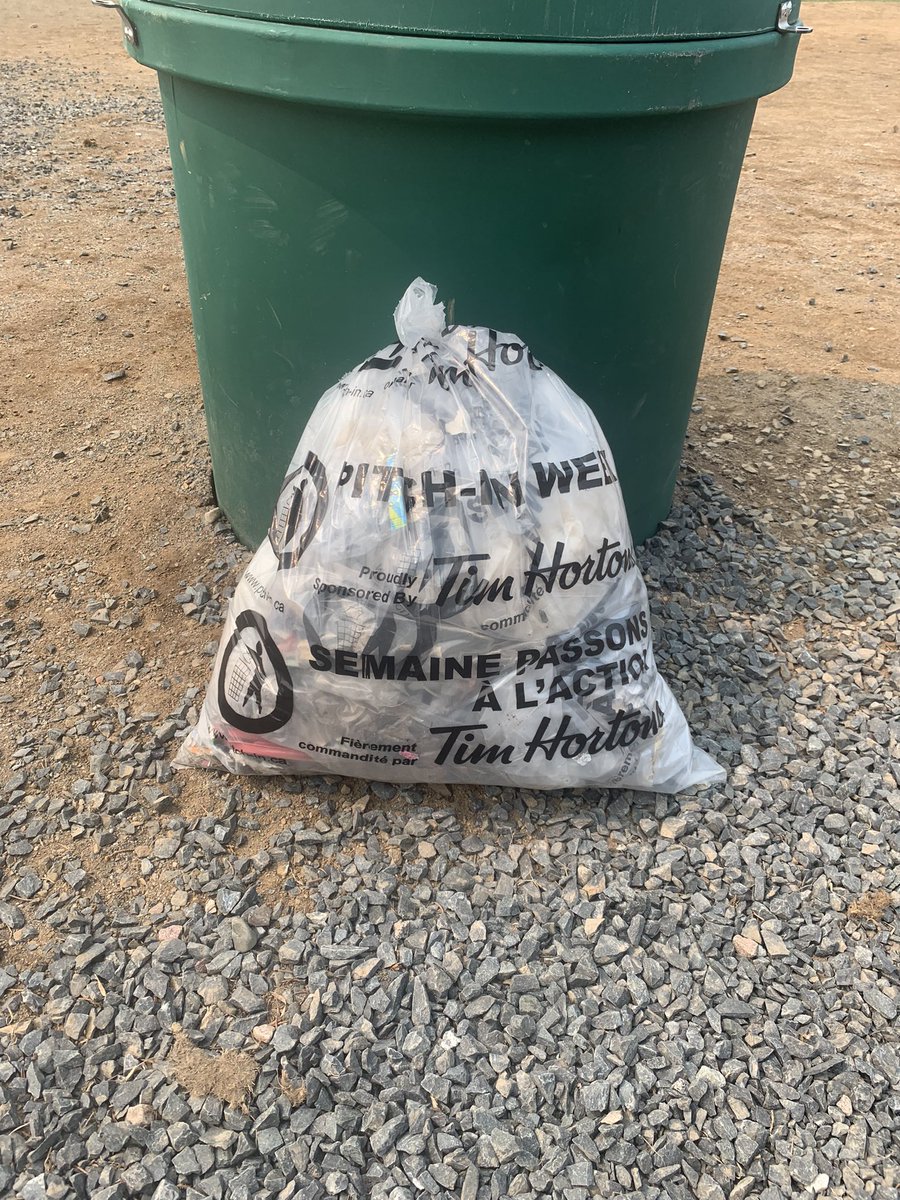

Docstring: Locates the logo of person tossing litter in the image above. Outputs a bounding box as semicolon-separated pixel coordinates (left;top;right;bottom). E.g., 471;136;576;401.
268;450;329;571
217;610;293;734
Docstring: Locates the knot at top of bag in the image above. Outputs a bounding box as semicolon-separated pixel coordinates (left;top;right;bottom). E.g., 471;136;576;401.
393;278;446;349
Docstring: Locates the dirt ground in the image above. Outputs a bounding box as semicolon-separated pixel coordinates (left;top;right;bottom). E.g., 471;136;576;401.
694;2;899;521
0;3;898;833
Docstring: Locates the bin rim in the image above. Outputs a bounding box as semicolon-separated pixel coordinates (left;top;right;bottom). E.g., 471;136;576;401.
127;0;804;45
119;0;800;118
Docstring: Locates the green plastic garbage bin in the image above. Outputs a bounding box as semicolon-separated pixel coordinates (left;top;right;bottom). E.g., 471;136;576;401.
98;0;809;547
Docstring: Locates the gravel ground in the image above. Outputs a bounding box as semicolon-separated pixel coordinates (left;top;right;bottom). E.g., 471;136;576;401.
2;8;899;1200
2;478;897;1200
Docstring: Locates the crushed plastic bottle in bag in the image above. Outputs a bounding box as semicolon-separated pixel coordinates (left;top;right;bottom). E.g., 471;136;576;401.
175;279;725;794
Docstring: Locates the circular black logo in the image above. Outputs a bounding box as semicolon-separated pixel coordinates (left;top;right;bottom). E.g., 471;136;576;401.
217;609;293;734
268;450;329;570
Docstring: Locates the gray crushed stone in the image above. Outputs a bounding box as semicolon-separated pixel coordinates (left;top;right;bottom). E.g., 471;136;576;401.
1;475;898;1200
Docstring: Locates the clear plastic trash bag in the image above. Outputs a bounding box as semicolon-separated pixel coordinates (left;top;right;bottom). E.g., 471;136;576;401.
175;279;725;794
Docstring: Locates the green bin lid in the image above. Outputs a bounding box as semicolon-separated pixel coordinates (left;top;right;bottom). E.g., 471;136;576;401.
139;0;792;42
